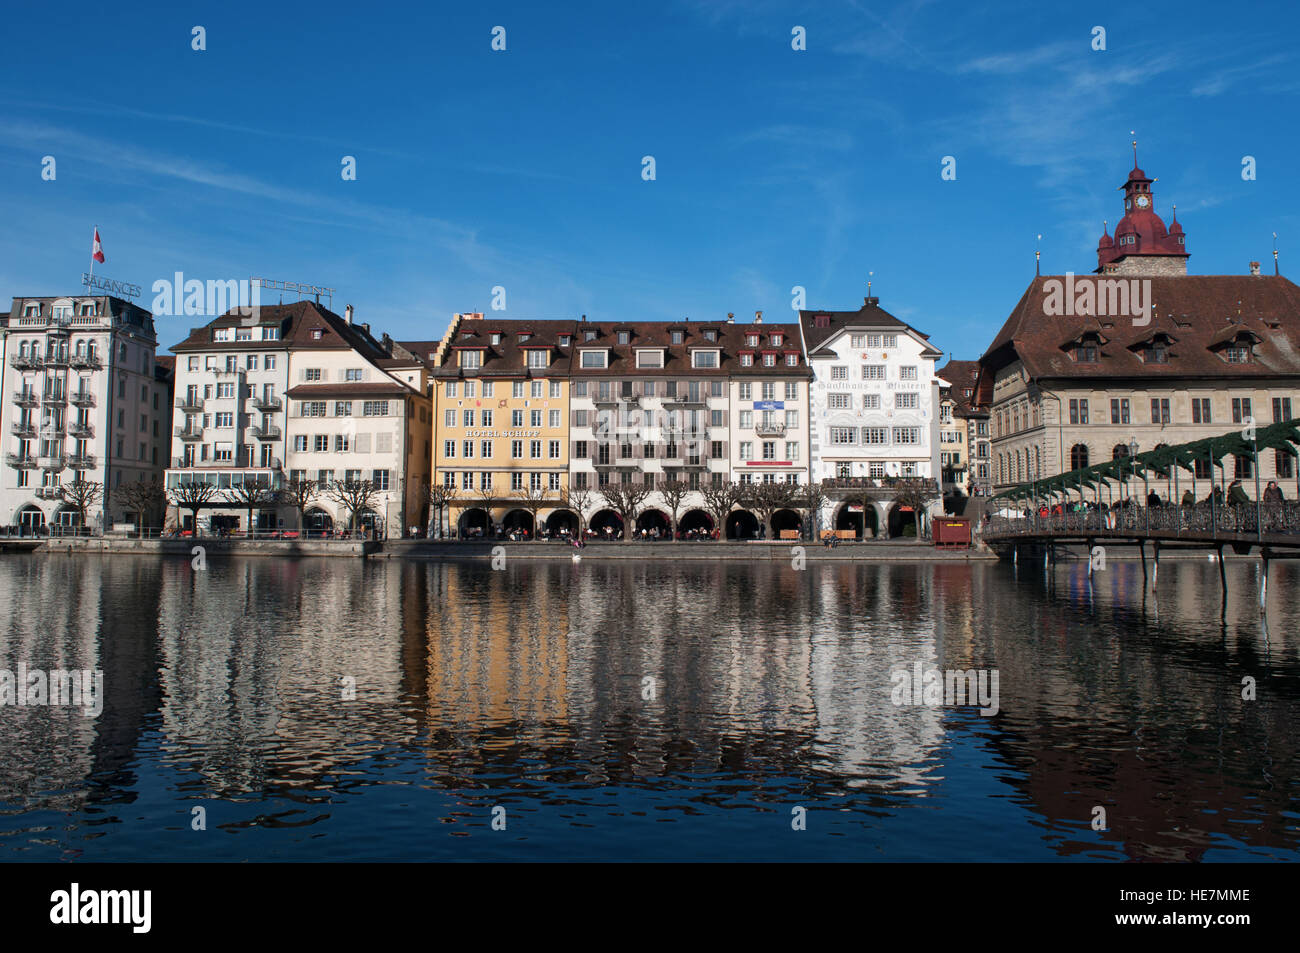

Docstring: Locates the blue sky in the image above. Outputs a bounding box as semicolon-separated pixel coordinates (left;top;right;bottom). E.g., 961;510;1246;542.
2;0;1297;359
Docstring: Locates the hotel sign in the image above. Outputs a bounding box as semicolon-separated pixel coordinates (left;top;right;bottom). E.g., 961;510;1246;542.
753;401;785;410
81;272;142;299
464;430;542;438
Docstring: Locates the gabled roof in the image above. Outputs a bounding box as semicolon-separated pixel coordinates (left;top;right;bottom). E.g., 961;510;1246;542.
170;300;389;362
798;300;942;358
978;274;1300;386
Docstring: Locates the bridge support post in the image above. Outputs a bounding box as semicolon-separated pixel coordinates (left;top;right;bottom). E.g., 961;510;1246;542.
1260;549;1269;615
1217;545;1227;595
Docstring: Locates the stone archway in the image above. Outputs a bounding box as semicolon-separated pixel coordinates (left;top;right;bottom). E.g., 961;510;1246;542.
678;509;714;539
887;503;917;539
725;509;759;540
502;509;534;538
457;507;490;538
771;508;801;538
589;508;623;539
635;508;670;539
304;507;334;536
834;503;870;539
544;509;579;538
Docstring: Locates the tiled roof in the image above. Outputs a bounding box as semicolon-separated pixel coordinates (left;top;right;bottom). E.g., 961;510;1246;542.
798;300;941;357
430;318;578;378
977;275;1300;390
170;300;388;361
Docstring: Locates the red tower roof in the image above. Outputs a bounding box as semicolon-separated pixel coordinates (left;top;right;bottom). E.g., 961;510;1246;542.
1096;153;1188;271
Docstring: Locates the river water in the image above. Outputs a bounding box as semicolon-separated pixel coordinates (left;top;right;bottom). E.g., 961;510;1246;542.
0;553;1296;861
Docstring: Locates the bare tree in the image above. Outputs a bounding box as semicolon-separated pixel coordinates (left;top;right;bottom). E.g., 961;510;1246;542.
170;481;221;534
112;479;167;535
658;479;689;540
560;484;595;537
224;480;275;535
700;479;744;540
600;480;651;540
893;480;934;539
426;480;459;538
741;480;796;537
795;480;827;540
59;478;103;532
277;477;320;533
512;484;549;539
325;479;379;534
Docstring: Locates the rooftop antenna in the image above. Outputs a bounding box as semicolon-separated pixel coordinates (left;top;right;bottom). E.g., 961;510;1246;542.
1035;233;1042;276
1131;130;1138;167
1274;232;1280;275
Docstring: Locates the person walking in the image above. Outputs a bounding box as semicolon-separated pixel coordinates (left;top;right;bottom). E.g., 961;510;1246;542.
1263;480;1285;504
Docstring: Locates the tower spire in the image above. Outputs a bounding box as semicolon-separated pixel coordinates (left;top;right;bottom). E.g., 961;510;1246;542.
1131;130;1138;169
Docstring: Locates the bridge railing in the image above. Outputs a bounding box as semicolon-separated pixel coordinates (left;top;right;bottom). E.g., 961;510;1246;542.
985;502;1300;539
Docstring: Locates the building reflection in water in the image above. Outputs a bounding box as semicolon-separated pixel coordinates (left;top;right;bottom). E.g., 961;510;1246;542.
0;554;1295;859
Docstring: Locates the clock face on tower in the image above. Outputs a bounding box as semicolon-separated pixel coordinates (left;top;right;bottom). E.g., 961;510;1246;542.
1135;194;1151;209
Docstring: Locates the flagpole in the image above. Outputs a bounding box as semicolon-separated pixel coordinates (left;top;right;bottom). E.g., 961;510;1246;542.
89;225;96;287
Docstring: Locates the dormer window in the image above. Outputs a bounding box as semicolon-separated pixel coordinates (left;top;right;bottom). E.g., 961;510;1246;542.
24;304;39;317
311;328;323;340
746;334;759;347
762;353;776;367
526;350;548;368
460;349;483;369
1074;343;1098;363
785;353;798;366
740;354;754;367
692;350;719;369
558;334;571;347
1147;343;1168;363
814;314;830;328
703;330;717;342
517;332;532;343
771;333;783;346
671;330;684;344
490;333;502;346
635;349;663;369
580;349;608;369
1224;345;1251;364
584;330;597;342
617;330;630;345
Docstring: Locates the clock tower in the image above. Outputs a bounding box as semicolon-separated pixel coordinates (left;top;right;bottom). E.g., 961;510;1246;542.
1095;144;1189;276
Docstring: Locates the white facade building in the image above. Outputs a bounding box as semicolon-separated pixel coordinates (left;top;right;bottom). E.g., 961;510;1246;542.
1;295;170;532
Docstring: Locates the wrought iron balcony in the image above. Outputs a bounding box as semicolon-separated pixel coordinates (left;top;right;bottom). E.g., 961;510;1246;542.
67;453;96;469
8;354;41;369
10;422;36;438
755;422;787;437
251;395;282;411
175;425;205;441
68;353;102;370
249;425;282;441
176;395;205;412
13;390;39;407
44;352;69;367
5;453;37;469
42;391;67;405
40;454;66;471
68;423;95;439
35;485;63;499
70;391;96;407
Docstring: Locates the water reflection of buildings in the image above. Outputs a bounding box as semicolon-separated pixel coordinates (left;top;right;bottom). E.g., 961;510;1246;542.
983;560;1300;860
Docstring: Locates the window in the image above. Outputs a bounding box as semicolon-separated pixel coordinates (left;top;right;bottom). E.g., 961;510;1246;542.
315;435;330;452
483;382;495;397
530;410;542;428
851;334;867;348
460;350;482;369
739;442;753;461
549;410;561;428
443;440;456;458
671;330;684;344
481;440;492;458
862;427;887;444
511;440;523;459
294;435;308;452
863;394;881;410
215;412;234;428
246;355;259;370
1069;399;1089;425
263;327;279;341
336;434;351;452
461;440;473;458
831;366;848;380
762;353;776;367
829;427;857;445
739;411;753;428
1232;397;1252;424
1192;398;1212;424
1110;398;1130;424
895;393;918;409
530;440;542;459
363;401;388;416
1234;454;1253;479
893;427;920;444
1150;398;1170;424
1074;344;1098;363
526;350;548;368
1272;397;1293;423
900;366;918;380
883;334;897;348
549;440;561;459
345;368;363;381
828;394;851;410
511;410;523;427
784;382;798;400
738;383;752;401
305;368;322;382
1277;450;1295;479
445;409;456;428
372;469;390;490
692;351;718;369
862;365;885;380
786;441;799;460
549;381;561;398
1224;346;1251;364
462;409;474;427
581;351;608;368
335;401;353;417
446;382;458;397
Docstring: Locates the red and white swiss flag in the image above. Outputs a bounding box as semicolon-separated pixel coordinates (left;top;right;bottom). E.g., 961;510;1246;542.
91;228;105;263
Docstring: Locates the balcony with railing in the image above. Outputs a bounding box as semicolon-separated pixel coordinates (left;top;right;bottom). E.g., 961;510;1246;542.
40;454;66;471
10;422;36;438
35;485;63;500
251;394;282;412
42;391;67;405
755;421;787;437
175;425;205;441
668;394;708;409
5;453;37;469
249;425;282;441
66;453;96;469
44;351;69;367
13;390;39;407
70;391;97;407
8;353;42;369
176;395;205;412
68;422;95;439
68;353;102;370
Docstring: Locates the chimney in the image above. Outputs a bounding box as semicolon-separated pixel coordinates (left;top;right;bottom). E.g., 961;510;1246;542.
344;304;353;324
1249;261;1261;276
581;314;587;322
726;312;734;324
754;310;763;324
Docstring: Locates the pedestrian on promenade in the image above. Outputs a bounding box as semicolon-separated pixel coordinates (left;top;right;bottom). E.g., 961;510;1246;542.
1263;480;1285;504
